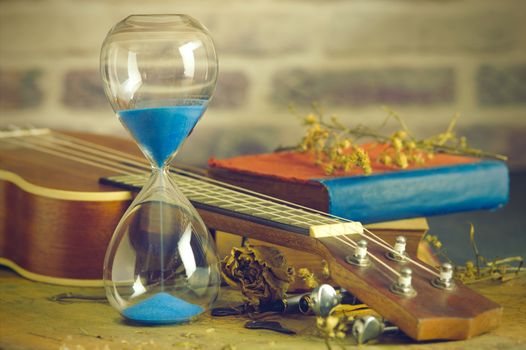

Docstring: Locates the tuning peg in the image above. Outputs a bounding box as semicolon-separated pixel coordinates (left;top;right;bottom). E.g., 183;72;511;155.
431;262;455;290
346;239;371;267
298;284;342;317
254;284;342;318
390;267;417;297
386;236;408;262
351;315;400;344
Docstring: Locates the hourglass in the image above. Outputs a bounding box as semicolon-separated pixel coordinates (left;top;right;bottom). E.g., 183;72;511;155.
100;15;220;324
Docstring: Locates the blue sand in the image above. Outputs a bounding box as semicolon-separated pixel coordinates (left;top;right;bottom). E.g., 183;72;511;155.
317;160;509;224
122;292;204;324
118;101;207;167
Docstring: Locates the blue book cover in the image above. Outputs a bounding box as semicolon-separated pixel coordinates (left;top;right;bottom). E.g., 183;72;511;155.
209;151;509;224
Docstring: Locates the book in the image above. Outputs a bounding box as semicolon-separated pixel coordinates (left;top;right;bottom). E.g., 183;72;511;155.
208;145;509;224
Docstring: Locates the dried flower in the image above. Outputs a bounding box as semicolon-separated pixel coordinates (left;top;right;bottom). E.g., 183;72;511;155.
305;114;317;125
391;137;403;151
394;152;408;169
290;106;506;176
297;268;319;289
380;154;392;166
221;245;295;307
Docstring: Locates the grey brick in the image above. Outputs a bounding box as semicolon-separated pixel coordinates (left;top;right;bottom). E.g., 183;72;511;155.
326;5;524;55
477;65;526;106
211;71;249;108
458;125;526;169
62;70;108;109
209;13;313;56
272;68;455;107
178;125;280;167
0;69;42;109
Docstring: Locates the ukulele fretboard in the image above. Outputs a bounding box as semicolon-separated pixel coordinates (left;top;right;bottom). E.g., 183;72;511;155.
100;171;345;235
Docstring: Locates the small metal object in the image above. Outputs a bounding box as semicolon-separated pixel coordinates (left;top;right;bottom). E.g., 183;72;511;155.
351;316;399;344
244;321;296;335
346;239;371;267
390;267;417;297
386;236;408;262
299;284;341;317
211;306;245;316
431;262;455;290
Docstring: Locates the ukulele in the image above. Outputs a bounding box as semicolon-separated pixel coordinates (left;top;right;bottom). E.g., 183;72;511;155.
0;128;501;341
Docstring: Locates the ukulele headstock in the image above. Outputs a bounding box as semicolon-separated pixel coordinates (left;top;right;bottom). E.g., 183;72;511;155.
316;228;502;341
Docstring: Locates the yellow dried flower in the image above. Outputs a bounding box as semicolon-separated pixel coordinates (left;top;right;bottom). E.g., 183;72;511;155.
297;268;319;289
321;260;331;279
406;140;417;150
414;153;425;165
460;136;467;149
380;154;392;166
293;107;502;177
342;159;352;172
392;137;403;151
328;148;337;161
324;163;334;175
305;114;317;125
395;152;408;168
393;130;408;140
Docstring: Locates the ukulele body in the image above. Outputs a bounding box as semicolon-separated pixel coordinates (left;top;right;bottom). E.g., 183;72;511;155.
0;132;135;285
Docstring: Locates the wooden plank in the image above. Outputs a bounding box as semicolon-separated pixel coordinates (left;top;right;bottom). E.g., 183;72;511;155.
1;268;524;350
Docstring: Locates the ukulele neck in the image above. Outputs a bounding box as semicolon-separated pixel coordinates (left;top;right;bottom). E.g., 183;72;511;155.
100;172;358;238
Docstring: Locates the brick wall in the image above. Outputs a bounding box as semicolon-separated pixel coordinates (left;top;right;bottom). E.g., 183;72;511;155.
1;0;525;168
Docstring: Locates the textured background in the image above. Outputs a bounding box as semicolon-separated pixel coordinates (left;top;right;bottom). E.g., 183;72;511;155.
1;0;525;168
1;0;525;263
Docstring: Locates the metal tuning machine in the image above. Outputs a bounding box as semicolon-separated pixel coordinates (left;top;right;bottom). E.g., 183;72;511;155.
390;267;417;297
257;284;341;317
431;262;455;290
298;284;342;317
352;315;399;344
346;239;371;267
386;236;409;262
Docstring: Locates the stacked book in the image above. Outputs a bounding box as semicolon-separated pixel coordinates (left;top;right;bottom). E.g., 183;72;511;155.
208;146;509;224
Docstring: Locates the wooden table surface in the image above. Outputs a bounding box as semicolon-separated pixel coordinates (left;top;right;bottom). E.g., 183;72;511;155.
1;267;525;350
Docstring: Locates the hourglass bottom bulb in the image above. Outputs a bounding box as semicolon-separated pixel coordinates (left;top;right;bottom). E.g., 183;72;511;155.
104;174;220;325
122;292;204;324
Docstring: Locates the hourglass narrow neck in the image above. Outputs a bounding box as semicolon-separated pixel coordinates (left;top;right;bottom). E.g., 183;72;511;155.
152;165;171;175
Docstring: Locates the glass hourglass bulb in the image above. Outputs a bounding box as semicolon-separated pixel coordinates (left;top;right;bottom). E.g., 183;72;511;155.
100;14;220;324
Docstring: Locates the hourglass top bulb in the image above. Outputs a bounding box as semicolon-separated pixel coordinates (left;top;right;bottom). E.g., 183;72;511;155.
100;14;218;168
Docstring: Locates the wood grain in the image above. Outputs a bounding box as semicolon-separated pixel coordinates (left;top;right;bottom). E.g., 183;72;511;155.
0;131;503;341
2;267;523;350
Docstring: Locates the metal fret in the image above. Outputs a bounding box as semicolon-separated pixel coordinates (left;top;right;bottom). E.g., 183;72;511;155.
100;172;343;234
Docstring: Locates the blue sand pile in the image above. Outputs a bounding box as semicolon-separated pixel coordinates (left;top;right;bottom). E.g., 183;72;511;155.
118;101;206;167
122;292;204;324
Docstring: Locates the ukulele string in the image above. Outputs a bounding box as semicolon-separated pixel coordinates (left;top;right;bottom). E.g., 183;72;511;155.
49;132;440;278
13;135;143;175
0;136;319;228
0;137;139;175
46;132;441;277
359;228;440;277
50;132;441;277
335;234;401;278
1;130;440;277
46;133;152;172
